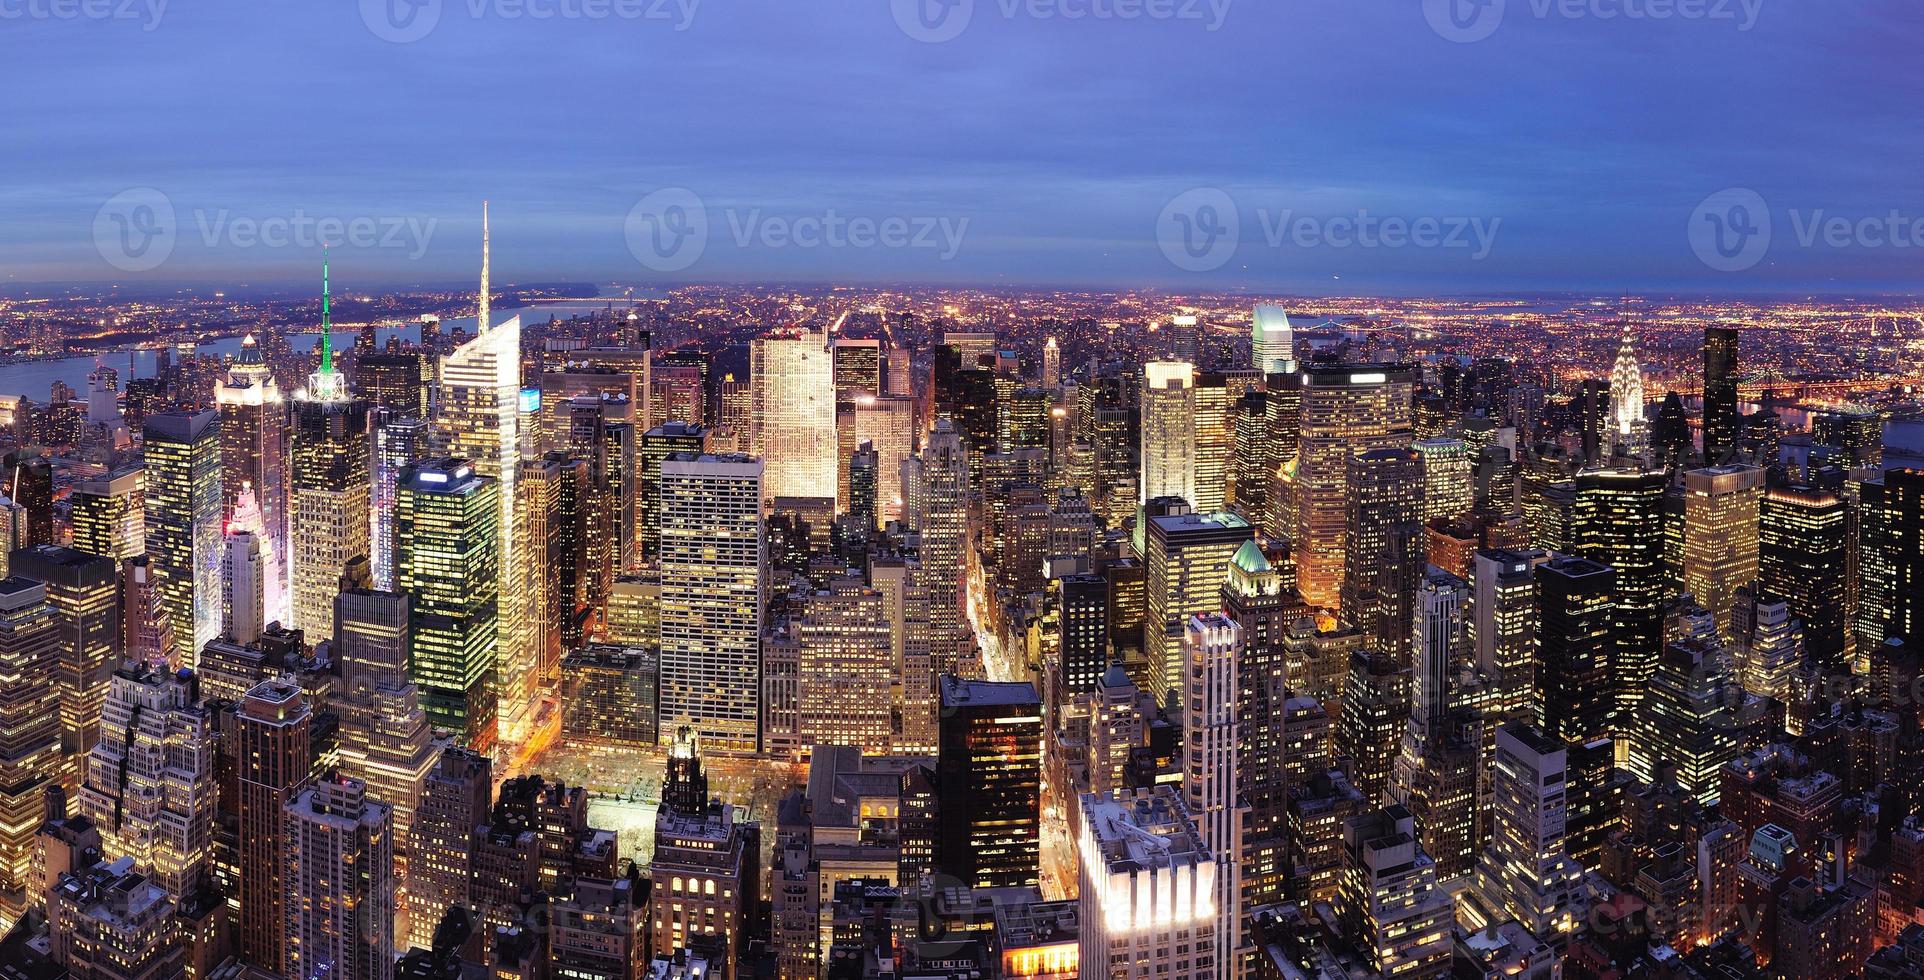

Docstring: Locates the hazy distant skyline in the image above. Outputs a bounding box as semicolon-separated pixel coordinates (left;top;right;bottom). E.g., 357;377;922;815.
6;1;1919;294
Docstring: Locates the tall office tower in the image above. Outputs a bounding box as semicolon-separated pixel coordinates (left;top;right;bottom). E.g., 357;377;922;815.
405;747;491;949
69;467;144;562
1813;408;1884;469
1702;326;1740;464
1408;568;1471;745
1041;336;1061;387
1472;548;1549;737
751;327;837;505
1571;469;1666;735
1139;361;1197;507
1142;507;1254;704
1231;387;1269;518
832;335;884;402
1223;540;1299;904
937;677;1042;890
1629;638;1741;804
649;729;759;980
1475;724;1585;941
143;409;221;666
1858;472;1907;653
1336;650;1412;805
920;421;970;676
517;456;564;685
1182;615;1246;979
1077;787;1220;980
796;580;893;755
289;310;373;646
0;578;60;897
647;354;707;430
438;205;528;743
847;444;879;533
867;560;936;754
1296;364;1415;610
13;544;119;796
1337;805;1453;979
1760;484;1848;669
658;453;764;753
1413;437;1473;523
640;422;708;564
4;458;52;550
121;557;172;669
79;666;215;905
216;332;288;626
1054;573;1109;707
234;679;311;974
371;411;428;590
396;459;500;749
1085;663;1143;798
1730;592;1802;704
333;588;434;870
835;394;915;523
355;352;427;415
1340;448;1425;652
1534;556;1617;746
1608;319;1647;456
222;529;265;645
1191;371;1246;514
1683;464;1765;636
86;363;120;423
284;777;395;980
1253;303;1297;374
1649;390;1692;472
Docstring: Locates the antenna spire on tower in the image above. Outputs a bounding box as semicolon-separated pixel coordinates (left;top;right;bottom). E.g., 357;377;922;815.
319;245;334;376
479;200;491;333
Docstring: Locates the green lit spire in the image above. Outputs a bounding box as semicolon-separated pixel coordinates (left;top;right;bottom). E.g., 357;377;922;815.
320;246;334;376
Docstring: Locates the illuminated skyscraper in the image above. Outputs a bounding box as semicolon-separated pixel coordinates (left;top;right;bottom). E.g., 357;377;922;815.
371;410;429;591
658;453;764;753
396;459;500;750
1472;548;1549;738
437;204;529;743
1629;637;1740;803
1077;787;1219;980
235;679;311;974
796;579;893;755
920;421;970;675
1142;506;1253;703
1253;303;1297;375
215;332;288;626
835;394;915;524
937;677;1042;890
333;588;434;874
1337;805;1453;979
1139;361;1196;507
640;422;707;564
404;747;491;950
283;777;395;980
290;257;372;646
1683;464;1765;637
13;544;119;798
1608;318;1647;456
69;466;144;563
1571;469;1666;736
1191;371;1247;515
223;528;265;646
1340;447;1425;652
1183;614;1245;979
1760;484;1848;669
1413;437;1473;523
1474;724;1585;941
77;665;216;904
143;409;221;666
1533;556;1616;746
0;577;60;899
1295;364;1414;610
751;327;837;505
1703;326;1740;465
1042;336;1061;387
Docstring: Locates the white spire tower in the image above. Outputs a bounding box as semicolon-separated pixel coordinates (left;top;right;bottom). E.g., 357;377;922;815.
1608;315;1647;456
479;200;490;332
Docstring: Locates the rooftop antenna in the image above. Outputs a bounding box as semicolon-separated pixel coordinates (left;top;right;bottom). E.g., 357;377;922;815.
478;200;491;333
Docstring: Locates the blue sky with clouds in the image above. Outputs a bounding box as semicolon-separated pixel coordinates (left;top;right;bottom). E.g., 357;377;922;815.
3;0;1920;294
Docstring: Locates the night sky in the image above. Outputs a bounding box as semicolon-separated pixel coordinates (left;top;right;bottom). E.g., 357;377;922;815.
5;0;1919;294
